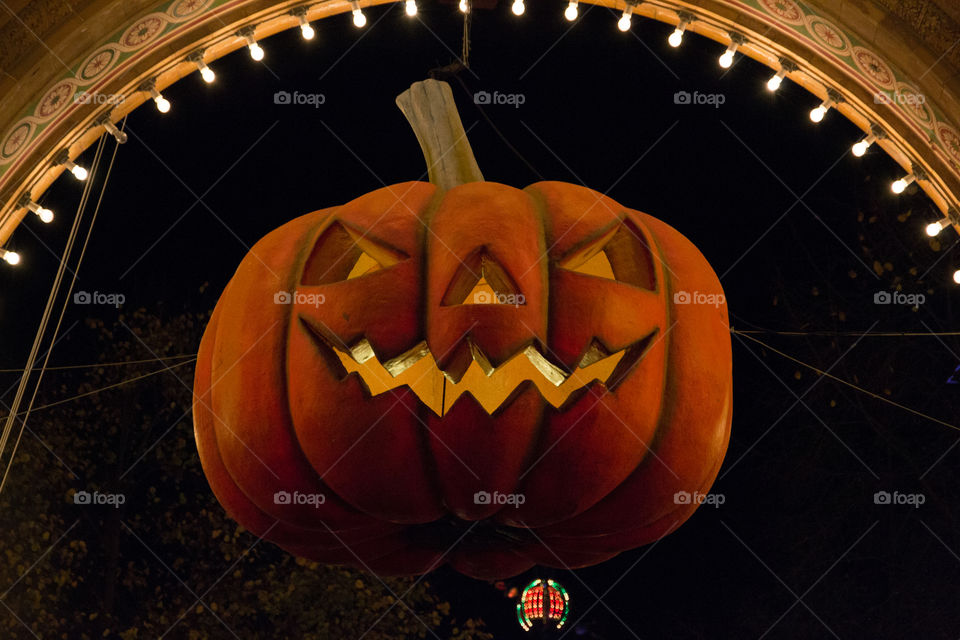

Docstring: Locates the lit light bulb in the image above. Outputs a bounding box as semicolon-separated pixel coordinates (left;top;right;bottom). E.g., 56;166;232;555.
23;197;54;223
301;22;315;39
564;1;578;20
891;174;915;194
767;70;785;91
61;158;88;181
853;133;877;158
719;50;734;68
459;0;469;12
668;18;689;47
809;105;826;123
153;91;171;113
954;269;960;284
405;0;417;16
249;42;264;60
351;1;367;27
512;0;525;16
1;249;20;265
200;65;215;83
618;5;633;31
926;221;946;237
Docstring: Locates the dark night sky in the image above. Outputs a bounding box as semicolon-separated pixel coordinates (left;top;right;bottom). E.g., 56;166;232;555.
2;1;960;637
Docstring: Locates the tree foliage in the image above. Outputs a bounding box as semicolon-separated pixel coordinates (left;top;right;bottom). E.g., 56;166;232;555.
0;308;492;640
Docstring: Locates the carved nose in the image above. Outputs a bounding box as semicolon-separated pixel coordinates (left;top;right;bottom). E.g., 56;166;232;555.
441;249;524;306
425;183;548;376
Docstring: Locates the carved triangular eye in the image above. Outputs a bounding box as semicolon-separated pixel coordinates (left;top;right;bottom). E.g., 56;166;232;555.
301;222;407;285
559;221;656;290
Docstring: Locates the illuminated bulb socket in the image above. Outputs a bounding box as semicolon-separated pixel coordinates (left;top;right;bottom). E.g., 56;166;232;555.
189;52;215;83
0;248;20;265
291;8;316;38
925;217;951;237
405;0;417;16
97;116;127;144
809;91;841;123
151;88;170;113
719;34;745;68
669;13;694;47
20;196;54;224
350;1;367;26
238;27;264;60
55;149;88;181
564;1;578;21
618;4;634;32
512;0;525;16
766;58;797;92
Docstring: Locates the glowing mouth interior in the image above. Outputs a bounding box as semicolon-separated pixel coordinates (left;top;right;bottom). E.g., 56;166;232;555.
305;324;655;415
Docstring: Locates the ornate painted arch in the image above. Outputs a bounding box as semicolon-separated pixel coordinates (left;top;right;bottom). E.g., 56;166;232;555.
1;0;959;246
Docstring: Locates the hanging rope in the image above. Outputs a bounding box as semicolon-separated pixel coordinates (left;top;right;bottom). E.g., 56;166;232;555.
0;120;124;495
735;331;958;432
0;353;196;374
0;358;196;422
733;328;960;337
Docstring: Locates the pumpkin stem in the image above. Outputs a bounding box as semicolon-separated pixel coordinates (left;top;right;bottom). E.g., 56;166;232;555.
396;79;484;190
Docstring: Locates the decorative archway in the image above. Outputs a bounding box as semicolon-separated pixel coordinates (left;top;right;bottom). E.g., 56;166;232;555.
1;0;959;251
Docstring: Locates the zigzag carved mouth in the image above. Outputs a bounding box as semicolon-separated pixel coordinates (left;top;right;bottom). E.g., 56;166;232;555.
300;318;656;416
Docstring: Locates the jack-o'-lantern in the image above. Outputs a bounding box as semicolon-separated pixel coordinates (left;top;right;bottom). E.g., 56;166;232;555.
193;80;732;579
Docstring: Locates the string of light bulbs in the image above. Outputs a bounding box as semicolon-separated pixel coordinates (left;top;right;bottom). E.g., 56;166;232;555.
4;0;959;285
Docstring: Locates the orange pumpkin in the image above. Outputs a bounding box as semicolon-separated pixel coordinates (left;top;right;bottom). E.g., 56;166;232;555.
193;81;732;579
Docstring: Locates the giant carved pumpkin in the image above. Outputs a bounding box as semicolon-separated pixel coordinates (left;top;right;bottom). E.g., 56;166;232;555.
193;80;732;580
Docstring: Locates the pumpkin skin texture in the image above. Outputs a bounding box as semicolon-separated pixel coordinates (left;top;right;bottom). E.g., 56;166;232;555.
193;180;732;579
